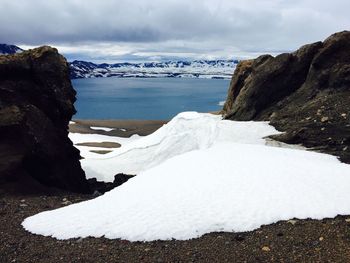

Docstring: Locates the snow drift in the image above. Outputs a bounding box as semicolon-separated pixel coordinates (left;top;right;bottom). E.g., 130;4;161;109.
23;142;350;241
22;112;350;241
78;112;281;182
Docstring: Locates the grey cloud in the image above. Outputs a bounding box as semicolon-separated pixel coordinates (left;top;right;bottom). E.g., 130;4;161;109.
1;0;349;61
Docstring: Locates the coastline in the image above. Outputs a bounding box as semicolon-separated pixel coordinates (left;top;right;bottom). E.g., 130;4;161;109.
70;119;167;137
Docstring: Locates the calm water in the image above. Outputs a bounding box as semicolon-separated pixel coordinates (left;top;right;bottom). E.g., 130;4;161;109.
72;77;230;120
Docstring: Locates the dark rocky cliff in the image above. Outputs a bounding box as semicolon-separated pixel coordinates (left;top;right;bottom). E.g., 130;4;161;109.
0;46;90;194
223;31;350;163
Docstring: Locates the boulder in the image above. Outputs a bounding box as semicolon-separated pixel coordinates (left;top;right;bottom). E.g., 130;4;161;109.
0;46;90;194
88;173;135;195
223;31;350;163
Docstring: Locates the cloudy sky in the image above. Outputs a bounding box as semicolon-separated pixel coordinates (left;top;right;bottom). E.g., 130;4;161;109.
1;0;349;62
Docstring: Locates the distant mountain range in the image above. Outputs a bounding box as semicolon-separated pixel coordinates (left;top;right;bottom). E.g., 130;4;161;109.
0;44;23;55
69;60;238;79
0;44;237;79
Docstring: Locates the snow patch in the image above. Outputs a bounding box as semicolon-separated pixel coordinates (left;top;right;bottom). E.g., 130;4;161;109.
22;142;350;241
69;60;237;79
90;126;115;132
69;133;140;145
69;133;140;159
79;112;281;182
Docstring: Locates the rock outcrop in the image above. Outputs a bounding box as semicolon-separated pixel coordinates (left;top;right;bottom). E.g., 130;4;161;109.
0;46;90;194
223;31;350;163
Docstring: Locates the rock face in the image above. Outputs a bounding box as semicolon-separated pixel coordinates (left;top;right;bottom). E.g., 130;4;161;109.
0;46;90;194
223;31;350;163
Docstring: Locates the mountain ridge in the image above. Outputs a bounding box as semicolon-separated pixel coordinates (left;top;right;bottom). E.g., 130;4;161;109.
69;59;238;79
0;43;238;79
0;44;23;55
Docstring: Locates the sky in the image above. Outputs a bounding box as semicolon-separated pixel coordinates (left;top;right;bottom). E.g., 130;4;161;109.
0;0;349;62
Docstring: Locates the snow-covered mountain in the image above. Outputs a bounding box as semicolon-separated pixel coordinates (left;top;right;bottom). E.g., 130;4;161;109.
0;44;23;55
69;59;238;79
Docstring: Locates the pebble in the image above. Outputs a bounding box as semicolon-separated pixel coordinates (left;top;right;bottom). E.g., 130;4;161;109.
321;116;329;123
345;218;350;223
92;190;102;197
262;246;271;252
319;237;324;241
311;240;320;246
341;113;347;118
19;203;28;207
235;235;245;242
287;219;298;225
144;248;151;252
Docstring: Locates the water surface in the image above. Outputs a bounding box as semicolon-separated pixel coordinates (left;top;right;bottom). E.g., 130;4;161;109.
72;77;230;120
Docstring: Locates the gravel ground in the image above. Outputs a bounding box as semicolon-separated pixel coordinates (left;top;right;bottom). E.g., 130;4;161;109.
2;193;350;263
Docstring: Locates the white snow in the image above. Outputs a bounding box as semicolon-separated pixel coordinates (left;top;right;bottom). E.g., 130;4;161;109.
79;112;281;182
22;141;350;241
22;112;350;241
69;132;140;145
90;126;115;132
70;60;237;79
68;132;140;159
75;146;114;158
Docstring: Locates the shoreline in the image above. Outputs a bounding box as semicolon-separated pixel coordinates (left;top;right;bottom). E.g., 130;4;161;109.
69;111;220;137
70;119;167;137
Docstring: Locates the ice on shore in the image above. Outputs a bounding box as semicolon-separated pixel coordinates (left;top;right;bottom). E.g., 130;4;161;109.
69;133;140;159
79;112;281;182
69;133;140;146
23;141;350;241
90;126;115;132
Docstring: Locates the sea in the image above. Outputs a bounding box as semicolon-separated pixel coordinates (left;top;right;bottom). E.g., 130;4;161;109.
72;77;230;120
